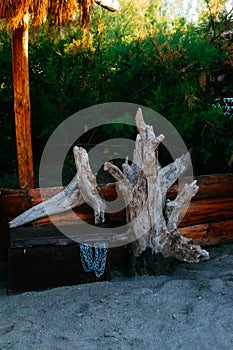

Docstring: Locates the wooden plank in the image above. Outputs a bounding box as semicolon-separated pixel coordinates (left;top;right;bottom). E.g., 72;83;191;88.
0;188;27;195
10;224;128;249
10;226;74;248
28;183;117;204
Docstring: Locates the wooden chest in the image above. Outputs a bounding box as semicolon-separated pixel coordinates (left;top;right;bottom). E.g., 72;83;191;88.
7;226;112;294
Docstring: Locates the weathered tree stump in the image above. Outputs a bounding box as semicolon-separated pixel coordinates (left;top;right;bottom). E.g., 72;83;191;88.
104;109;209;275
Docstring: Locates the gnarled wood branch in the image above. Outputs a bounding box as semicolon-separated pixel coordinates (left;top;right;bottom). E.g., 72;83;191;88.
9;147;105;228
74;146;106;224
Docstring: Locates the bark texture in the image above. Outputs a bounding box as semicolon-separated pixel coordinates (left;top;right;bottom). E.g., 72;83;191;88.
12;14;34;189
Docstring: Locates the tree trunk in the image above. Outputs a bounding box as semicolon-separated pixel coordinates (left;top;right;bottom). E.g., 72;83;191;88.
12;14;34;189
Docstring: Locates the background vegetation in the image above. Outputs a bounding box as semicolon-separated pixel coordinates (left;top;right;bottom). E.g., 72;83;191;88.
0;0;232;187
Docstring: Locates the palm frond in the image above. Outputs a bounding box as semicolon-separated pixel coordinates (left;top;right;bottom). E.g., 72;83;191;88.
0;0;94;29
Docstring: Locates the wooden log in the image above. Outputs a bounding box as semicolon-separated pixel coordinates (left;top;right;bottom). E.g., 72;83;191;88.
10;219;233;251
1;174;233;232
192;173;233;200
0;188;31;216
169;173;233;201
12;14;34;189
180;219;233;247
179;197;233;227
29;198;233;246
27;174;233;229
29;187;63;206
27;173;233;205
29;197;233;238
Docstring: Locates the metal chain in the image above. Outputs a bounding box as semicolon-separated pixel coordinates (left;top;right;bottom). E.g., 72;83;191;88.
79;242;109;278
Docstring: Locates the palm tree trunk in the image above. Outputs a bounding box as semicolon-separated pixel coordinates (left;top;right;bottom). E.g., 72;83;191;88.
12;13;34;189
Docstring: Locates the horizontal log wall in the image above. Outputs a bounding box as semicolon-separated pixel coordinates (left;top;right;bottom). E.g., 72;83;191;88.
1;173;233;267
0;189;31;270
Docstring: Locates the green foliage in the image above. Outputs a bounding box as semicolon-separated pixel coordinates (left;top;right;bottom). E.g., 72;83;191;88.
0;25;16;177
0;1;232;185
143;22;231;173
0;173;18;189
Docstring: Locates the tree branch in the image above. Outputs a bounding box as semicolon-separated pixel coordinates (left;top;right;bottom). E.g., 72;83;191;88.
73;146;106;224
166;180;199;231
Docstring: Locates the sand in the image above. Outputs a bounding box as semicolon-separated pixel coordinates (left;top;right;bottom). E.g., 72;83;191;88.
0;243;233;350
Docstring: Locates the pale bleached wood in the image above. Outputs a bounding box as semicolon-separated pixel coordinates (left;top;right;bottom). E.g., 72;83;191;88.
9;175;84;228
104;108;209;264
9;147;106;228
166;181;199;231
73;146;106;224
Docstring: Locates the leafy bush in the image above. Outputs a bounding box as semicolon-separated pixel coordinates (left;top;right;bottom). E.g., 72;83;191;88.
0;2;232;185
0;26;16;177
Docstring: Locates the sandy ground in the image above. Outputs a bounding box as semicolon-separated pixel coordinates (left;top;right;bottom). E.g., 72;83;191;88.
0;243;233;350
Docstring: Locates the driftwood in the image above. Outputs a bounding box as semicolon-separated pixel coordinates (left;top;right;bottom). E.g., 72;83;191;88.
9;147;105;228
104;109;209;266
9;109;209;274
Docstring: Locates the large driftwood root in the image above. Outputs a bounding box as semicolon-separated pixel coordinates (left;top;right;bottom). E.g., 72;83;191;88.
104;108;209;274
